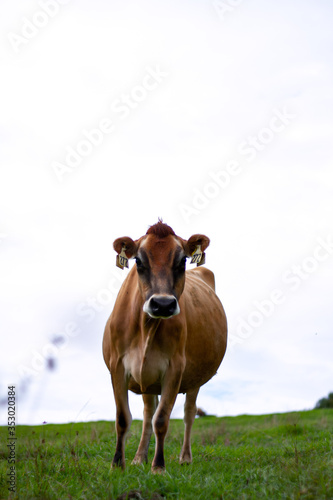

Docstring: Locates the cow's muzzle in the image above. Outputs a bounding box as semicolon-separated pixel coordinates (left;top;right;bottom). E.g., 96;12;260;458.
143;294;180;319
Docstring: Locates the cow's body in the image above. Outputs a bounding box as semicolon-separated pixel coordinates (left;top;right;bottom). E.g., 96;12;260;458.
103;221;227;472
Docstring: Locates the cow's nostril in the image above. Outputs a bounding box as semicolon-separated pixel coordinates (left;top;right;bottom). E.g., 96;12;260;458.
150;297;160;315
149;296;178;317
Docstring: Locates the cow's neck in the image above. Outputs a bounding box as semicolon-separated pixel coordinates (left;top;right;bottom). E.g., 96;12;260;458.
139;314;161;392
141;314;161;362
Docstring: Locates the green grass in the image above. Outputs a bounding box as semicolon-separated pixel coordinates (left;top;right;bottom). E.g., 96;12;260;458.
1;410;332;499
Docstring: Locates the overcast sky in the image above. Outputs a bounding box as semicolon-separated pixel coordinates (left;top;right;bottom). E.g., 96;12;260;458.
1;0;333;425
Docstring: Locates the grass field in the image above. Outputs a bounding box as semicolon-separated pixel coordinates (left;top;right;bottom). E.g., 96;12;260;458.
0;409;332;499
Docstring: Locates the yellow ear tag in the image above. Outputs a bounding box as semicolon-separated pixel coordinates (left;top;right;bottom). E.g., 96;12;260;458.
116;246;129;270
190;245;206;266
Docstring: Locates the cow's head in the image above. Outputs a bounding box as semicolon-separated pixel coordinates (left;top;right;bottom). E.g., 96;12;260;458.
113;221;210;319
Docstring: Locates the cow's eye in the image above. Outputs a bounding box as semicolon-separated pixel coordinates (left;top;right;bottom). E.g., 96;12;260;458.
135;257;146;271
178;256;187;269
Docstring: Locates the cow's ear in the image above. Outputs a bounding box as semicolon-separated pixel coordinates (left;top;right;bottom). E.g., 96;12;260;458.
185;234;210;257
113;237;137;258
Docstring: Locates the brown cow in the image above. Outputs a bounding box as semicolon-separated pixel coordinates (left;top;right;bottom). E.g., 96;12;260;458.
103;221;227;472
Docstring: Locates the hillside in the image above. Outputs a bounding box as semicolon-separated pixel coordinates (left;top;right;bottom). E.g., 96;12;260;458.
1;409;332;499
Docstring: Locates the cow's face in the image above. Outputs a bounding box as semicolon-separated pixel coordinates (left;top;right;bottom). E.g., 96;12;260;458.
113;223;210;319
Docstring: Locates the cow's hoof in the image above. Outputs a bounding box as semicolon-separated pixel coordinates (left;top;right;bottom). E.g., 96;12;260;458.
151;466;166;475
132;455;147;465
179;453;192;465
111;460;125;471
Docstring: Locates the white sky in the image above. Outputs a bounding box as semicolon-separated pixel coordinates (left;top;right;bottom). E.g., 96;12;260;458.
0;0;333;425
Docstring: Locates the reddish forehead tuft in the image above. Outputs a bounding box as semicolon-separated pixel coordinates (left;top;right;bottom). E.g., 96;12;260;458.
146;221;175;238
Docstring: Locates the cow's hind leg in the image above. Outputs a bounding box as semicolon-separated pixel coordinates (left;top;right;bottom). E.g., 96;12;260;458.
179;387;200;464
110;363;132;469
132;394;158;464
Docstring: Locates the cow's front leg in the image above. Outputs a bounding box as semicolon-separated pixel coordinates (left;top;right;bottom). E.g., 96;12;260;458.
132;394;158;465
110;360;132;469
152;356;185;473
